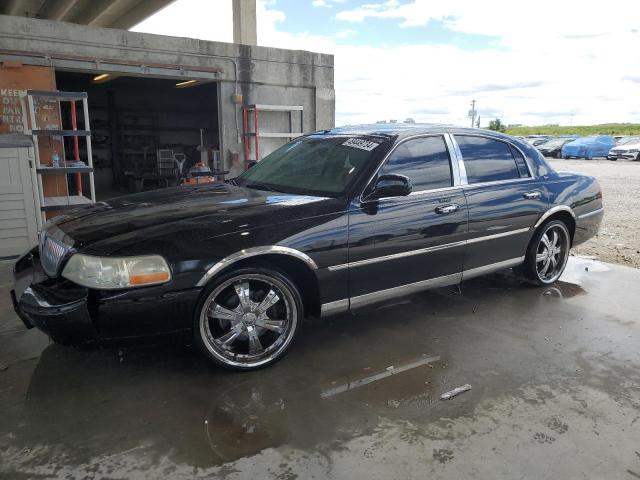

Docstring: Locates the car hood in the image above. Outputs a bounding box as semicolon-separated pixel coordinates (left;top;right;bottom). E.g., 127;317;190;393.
55;183;338;252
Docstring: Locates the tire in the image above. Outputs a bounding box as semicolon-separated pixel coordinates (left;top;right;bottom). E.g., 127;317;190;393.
636;153;640;162
520;220;571;286
555;151;562;159
194;265;303;370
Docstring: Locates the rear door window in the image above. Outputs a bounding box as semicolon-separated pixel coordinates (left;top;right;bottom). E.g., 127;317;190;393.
379;136;453;191
509;145;531;178
455;135;521;184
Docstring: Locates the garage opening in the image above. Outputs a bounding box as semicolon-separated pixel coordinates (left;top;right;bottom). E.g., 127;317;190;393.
55;71;221;199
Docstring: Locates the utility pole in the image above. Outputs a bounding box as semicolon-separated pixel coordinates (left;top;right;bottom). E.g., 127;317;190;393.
476;115;481;128
468;99;477;128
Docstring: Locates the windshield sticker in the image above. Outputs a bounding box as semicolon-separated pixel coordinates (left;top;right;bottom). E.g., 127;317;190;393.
342;138;379;151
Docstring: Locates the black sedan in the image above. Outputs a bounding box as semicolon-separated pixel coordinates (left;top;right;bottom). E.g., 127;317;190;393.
12;124;604;370
536;138;575;158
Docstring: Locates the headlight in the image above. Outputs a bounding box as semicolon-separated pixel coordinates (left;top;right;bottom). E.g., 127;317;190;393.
628;149;639;153
62;254;171;289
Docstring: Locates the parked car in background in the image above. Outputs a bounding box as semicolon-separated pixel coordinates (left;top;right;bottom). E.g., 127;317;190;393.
561;135;616;159
536;138;575;158
608;136;640;161
11;125;604;370
526;136;552;147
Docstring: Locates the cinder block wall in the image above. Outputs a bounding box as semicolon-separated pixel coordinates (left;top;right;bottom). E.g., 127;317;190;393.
0;15;335;177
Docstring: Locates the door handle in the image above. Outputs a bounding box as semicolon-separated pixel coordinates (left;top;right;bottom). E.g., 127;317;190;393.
523;191;541;199
435;204;459;214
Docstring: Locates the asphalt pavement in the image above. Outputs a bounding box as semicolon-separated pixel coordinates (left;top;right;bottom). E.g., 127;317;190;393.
1;257;639;479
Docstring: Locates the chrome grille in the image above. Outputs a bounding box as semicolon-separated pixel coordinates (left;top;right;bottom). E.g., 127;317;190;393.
39;229;72;277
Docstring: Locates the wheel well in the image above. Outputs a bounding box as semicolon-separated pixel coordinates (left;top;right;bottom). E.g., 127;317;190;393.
540;211;576;245
215;254;322;318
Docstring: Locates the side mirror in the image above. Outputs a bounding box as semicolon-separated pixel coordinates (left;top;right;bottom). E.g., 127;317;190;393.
365;174;412;200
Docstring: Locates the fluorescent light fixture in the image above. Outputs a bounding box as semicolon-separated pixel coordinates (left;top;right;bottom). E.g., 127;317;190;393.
175;79;198;88
91;73;117;84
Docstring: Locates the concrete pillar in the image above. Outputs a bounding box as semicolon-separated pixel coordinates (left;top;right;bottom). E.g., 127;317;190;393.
232;0;257;46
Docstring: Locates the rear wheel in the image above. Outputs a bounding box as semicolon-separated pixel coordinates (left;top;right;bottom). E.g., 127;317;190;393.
194;266;302;370
520;220;570;286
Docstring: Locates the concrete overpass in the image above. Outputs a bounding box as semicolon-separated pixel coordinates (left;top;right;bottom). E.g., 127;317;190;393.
0;0;176;29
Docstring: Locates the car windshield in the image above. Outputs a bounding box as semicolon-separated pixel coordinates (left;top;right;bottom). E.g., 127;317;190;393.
618;137;640;145
234;135;383;197
544;139;568;147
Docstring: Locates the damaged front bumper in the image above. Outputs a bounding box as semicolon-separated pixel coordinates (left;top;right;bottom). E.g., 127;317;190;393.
11;248;97;345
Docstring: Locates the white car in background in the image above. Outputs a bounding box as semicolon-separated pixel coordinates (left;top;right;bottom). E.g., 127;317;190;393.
608;136;640;161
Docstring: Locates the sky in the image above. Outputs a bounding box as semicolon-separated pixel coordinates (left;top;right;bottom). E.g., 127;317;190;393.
133;0;640;127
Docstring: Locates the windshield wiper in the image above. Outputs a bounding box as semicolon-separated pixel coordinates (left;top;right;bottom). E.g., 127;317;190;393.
244;182;282;193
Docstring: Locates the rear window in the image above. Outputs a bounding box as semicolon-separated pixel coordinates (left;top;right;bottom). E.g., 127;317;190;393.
455;135;521;184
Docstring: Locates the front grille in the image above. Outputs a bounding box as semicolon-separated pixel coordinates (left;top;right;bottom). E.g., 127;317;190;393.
39;229;73;278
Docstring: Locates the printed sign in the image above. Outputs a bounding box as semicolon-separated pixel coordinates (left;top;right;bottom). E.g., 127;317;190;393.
0;88;26;133
342;138;379;151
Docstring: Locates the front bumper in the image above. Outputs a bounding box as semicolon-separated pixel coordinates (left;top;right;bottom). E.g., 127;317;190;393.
12;248;97;345
607;152;637;160
11;249;201;345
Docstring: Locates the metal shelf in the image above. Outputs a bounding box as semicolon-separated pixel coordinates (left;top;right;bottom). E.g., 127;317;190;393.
248;104;304;112
40;195;93;211
32;129;91;137
27;90;88;101
242;104;305;165
36;166;94;174
27;90;96;226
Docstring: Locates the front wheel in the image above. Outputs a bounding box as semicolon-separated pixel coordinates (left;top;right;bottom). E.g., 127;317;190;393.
520;220;571;286
194;266;302;370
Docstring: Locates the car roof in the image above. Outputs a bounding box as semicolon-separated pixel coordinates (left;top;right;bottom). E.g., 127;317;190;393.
315;123;517;142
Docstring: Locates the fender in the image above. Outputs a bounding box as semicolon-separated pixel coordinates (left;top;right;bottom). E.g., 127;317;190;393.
196;246;318;287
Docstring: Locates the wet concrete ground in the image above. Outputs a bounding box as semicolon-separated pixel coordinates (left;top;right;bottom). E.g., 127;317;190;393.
0;257;639;479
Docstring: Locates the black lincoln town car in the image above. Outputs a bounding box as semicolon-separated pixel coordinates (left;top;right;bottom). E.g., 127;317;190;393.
11;124;603;370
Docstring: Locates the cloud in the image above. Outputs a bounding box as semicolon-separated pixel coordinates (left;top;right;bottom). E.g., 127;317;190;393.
410;108;450;115
335;29;357;38
134;0;640;127
450;81;544;96
312;0;346;8
522;110;580;117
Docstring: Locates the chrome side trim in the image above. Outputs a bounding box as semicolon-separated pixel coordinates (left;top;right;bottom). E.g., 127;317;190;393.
459;177;534;190
577;207;604;220
461;256;525;281
327;227;528;272
446;132;468;185
327;256;526;314
407;185;461;197
466;227;530;244
350;272;462;310
320;298;349;317
196;246;318;287
534;205;576;228
443;133;462;185
327;240;467;272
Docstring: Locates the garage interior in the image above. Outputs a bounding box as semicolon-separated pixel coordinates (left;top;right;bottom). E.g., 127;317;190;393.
55;71;220;199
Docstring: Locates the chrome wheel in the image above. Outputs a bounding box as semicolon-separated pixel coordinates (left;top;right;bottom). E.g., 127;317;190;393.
199;273;297;369
535;223;569;283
